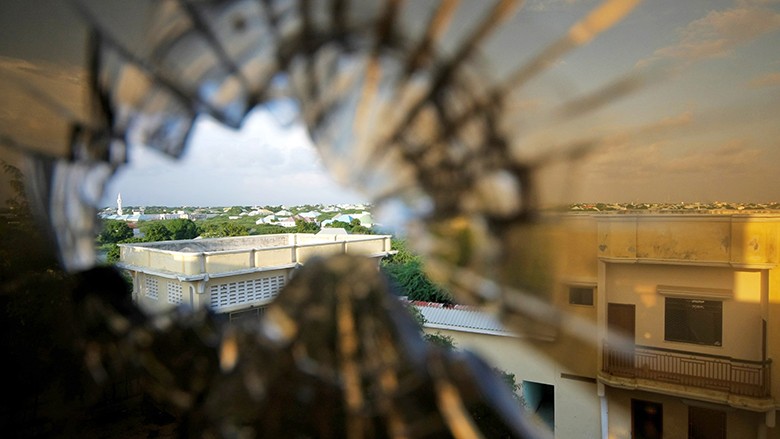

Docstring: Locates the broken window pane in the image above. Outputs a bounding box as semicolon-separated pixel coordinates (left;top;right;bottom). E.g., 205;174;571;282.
1;0;778;437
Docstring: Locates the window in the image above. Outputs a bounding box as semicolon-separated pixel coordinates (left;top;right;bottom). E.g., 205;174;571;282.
569;286;594;306
665;298;722;346
167;282;183;305
145;277;159;301
209;275;286;311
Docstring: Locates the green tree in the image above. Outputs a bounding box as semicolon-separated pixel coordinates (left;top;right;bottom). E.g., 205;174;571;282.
142;222;172;241
253;224;289;235
201;221;249;238
349;218;372;234
383;259;453;304
294;219;320;234
329;220;352;230
98;219;134;244
105;243;120;263
404;303;456;349
496;369;521;397
165;218;199;240
384;239;418;264
104;237;145;264
425;332;456;349
382;239;453;304
324;218;372;234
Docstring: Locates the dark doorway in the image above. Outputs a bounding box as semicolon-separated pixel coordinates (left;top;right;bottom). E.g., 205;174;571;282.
688;406;726;439
607;303;636;370
632;399;662;439
522;381;554;431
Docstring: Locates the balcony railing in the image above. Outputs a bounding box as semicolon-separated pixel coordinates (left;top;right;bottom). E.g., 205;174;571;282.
602;343;771;398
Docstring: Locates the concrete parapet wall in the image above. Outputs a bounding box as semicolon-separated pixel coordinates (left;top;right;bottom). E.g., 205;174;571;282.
590;214;780;266
120;233;392;276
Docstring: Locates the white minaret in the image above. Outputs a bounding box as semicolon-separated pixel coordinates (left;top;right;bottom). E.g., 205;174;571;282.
117;193;123;216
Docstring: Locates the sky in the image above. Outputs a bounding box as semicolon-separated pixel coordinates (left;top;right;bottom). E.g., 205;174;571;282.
1;0;780;207
491;0;780;204
102;107;365;207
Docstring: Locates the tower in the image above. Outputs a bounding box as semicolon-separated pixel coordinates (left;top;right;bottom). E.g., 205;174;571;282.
117;193;123;216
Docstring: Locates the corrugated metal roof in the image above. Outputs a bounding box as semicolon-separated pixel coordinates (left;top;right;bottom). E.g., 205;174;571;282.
408;301;515;337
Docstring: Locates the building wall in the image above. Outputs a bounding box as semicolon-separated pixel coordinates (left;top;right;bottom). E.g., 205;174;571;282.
605;388;768;439
121;233;393;315
584;214;780;438
120;234;392;276
603;263;764;360
133;268;292;314
595;214;780;266
497;213;780;437
134;273;192;312
770;268;780;400
202;268;290;314
426;328;602;439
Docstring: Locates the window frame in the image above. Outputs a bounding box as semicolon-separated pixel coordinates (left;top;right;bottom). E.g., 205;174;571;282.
664;297;723;347
568;285;595;306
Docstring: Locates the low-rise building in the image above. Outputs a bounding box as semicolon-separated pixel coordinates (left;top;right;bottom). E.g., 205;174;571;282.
118;232;393;320
588;212;780;439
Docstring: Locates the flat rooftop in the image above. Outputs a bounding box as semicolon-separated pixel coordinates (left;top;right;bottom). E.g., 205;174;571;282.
121;233;386;253
124;234;292;253
118;233;394;279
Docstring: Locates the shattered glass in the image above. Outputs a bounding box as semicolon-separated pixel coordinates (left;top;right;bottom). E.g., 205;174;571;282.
2;0;775;437
0;0;646;436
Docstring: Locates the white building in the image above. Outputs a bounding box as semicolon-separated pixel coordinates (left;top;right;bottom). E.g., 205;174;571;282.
118;232;394;320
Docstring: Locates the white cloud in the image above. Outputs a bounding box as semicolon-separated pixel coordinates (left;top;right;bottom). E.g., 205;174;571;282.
638;5;780;66
748;71;780;87
102;107;364;206
587;139;764;178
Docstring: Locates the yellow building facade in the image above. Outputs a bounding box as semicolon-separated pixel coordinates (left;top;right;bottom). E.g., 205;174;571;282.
426;212;780;438
594;213;778;439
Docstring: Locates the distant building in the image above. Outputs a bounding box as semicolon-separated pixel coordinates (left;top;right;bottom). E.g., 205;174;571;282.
117;232;394;320
277;217;296;228
317;228;348;235
322;212;373;227
298;211;320;219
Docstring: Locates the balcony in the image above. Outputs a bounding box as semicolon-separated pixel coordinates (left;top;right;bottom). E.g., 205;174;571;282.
602;343;771;398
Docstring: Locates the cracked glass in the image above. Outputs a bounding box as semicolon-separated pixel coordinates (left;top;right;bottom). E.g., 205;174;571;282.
2;0;779;437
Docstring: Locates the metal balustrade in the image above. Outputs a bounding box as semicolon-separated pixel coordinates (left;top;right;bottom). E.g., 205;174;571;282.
602;343;771;398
